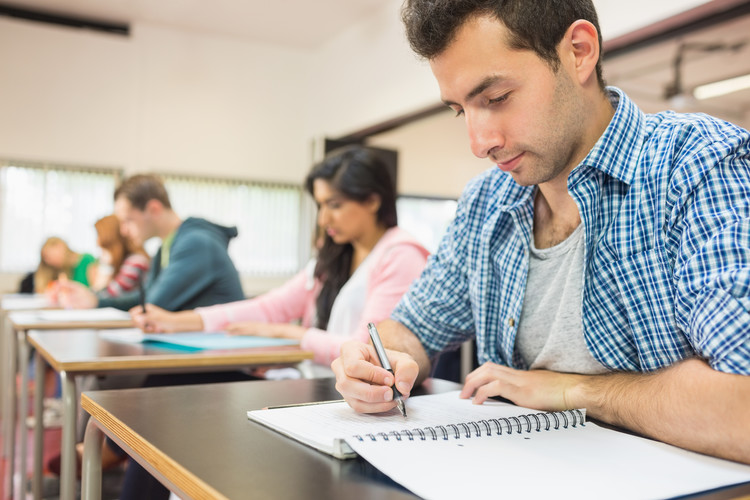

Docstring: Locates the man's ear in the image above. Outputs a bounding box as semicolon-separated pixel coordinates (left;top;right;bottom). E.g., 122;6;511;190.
561;19;600;87
144;198;163;217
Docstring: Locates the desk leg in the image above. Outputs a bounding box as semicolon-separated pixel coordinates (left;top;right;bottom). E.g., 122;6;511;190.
3;324;17;500
81;419;103;500
17;330;29;500
2;318;16;478
0;313;9;459
59;371;77;500
32;351;45;500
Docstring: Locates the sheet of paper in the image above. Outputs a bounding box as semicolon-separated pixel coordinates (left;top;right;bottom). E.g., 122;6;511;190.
97;328;145;343
13;307;131;324
248;391;558;454
1;294;52;311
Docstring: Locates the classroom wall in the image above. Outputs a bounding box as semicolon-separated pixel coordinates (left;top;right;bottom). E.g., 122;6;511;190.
0;0;715;294
0;17;311;183
304;0;439;140
0;0;715;178
367;109;490;198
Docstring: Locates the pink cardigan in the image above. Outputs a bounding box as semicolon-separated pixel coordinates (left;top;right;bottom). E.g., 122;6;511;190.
196;227;429;365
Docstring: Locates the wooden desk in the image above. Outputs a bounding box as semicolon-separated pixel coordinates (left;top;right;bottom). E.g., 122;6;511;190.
80;378;750;500
29;329;312;500
80;378;461;500
5;310;132;500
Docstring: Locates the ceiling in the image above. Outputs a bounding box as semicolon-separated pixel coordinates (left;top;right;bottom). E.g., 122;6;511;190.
603;10;750;128
0;0;386;48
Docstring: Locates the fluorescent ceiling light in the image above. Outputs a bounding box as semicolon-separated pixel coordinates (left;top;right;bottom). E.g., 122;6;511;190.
693;73;750;100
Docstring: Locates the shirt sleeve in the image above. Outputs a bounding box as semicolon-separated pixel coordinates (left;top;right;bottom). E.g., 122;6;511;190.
140;231;233;311
391;194;477;360
301;242;429;366
196;269;314;331
98;254;150;298
674;142;750;374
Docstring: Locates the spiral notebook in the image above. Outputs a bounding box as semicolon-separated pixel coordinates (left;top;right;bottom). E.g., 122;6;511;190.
248;391;750;499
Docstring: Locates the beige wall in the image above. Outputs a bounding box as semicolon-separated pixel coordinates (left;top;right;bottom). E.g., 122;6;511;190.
367;109;490;199
0;18;311;183
0;0;715;180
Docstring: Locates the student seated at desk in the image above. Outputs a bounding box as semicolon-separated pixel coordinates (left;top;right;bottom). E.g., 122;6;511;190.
134;145;430;375
333;0;750;466
50;173;244;311
36;236;97;293
92;214;150;299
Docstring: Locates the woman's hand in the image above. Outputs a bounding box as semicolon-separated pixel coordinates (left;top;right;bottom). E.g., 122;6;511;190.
226;321;306;340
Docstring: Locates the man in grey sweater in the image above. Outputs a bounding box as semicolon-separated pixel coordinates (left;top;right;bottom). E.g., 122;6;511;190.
57;173;244;311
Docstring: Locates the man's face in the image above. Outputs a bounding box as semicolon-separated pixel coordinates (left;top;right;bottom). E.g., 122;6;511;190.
429;15;587;187
114;197;152;246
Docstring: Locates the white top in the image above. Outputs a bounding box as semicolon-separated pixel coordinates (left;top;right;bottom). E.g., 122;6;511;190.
280;252;376;380
515;224;607;374
326;252;375;337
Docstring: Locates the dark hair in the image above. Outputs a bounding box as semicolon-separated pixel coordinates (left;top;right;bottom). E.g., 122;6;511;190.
114;174;172;210
401;0;605;89
305;146;398;330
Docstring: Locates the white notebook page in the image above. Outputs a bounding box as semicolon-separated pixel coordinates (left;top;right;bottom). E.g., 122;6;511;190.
347;418;750;500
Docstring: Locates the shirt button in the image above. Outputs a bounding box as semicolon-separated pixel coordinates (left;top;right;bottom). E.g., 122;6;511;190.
508;318;515;327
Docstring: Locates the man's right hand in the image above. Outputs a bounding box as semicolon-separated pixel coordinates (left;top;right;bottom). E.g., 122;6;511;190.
129;304;202;333
54;274;98;309
331;340;419;414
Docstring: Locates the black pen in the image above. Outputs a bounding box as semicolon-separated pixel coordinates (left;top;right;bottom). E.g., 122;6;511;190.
138;275;146;314
367;322;406;417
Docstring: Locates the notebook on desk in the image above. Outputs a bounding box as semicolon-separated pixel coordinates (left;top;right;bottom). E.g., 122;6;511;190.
16;307;131;323
247;390;750;500
99;328;298;350
248;389;585;459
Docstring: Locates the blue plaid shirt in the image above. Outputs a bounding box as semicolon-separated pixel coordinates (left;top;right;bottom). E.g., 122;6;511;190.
393;87;750;375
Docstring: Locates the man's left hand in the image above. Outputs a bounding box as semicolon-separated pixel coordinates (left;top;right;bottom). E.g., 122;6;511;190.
460;362;585;411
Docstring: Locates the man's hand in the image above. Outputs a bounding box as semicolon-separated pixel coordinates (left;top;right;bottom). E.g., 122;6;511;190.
129;303;202;333
332;340;419;414
54;274;98;309
460;362;585;411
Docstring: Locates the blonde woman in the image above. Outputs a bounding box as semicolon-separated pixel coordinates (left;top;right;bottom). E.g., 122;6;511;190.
35;236;96;293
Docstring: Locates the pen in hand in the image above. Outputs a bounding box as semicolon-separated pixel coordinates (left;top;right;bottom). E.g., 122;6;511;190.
367;322;407;418
138;275;146;314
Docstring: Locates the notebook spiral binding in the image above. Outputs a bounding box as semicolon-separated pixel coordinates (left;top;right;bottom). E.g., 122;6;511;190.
353;409;586;443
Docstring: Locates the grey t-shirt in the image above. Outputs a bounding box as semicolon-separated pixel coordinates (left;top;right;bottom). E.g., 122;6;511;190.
515;224;608;374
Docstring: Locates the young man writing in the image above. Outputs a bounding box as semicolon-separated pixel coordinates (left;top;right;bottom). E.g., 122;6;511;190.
333;0;750;464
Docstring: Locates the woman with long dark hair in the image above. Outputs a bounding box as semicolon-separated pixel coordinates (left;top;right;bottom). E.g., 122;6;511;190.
133;146;429;367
